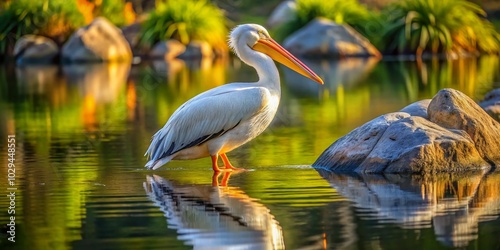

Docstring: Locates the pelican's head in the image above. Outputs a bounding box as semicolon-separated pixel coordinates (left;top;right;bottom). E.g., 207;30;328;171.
229;24;323;85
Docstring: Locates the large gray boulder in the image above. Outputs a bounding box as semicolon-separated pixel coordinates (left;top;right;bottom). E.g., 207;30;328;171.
14;35;59;64
267;0;297;29
479;88;500;122
62;17;132;62
283;18;381;58
121;22;145;57
313;88;500;174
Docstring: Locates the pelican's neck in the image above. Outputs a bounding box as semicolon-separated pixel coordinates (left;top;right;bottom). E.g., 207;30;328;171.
237;44;281;94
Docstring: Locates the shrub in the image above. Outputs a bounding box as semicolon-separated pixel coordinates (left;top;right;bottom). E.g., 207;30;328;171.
93;0;135;27
273;0;379;42
140;0;227;50
0;0;85;55
380;0;500;55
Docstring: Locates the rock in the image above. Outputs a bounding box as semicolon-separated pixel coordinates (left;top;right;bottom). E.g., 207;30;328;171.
177;41;213;59
358;116;487;174
313;88;500;174
121;22;145;57
479;88;500;122
13;35;59;64
149;40;186;60
267;0;297;29
428;89;500;165
283;18;381;58
400;99;431;117
313;112;410;172
62;17;132;62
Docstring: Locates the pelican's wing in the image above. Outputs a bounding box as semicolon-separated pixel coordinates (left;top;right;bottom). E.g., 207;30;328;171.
145;85;270;168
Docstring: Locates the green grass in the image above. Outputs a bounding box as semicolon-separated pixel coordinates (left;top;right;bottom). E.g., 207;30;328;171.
380;0;500;55
0;0;85;55
272;0;379;42
140;0;227;50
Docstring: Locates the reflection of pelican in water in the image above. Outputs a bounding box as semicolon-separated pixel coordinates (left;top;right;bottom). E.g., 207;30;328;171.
144;174;285;249
316;170;500;248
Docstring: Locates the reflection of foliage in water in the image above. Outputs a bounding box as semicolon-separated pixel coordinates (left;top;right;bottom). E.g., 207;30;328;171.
368;56;498;103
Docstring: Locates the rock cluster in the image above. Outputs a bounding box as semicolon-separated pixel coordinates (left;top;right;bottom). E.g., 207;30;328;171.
13;17;221;64
313;89;500;174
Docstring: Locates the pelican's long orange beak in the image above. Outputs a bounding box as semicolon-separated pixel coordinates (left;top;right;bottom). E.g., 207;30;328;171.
252;38;324;84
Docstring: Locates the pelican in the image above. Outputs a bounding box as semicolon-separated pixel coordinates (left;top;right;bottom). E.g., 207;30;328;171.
145;24;323;172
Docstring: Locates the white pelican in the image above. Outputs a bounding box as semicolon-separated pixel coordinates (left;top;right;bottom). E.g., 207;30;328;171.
145;24;323;171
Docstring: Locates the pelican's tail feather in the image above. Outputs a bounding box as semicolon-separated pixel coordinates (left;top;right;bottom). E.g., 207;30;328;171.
145;155;174;170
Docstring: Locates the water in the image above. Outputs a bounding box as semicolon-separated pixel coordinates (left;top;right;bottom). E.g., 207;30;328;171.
0;56;500;249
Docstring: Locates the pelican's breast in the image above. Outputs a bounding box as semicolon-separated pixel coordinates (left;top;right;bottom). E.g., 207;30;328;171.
215;88;280;153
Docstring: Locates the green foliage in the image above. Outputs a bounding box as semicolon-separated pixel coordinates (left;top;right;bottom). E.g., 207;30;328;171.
380;0;500;55
0;0;85;55
140;0;227;49
273;0;378;42
94;0;127;27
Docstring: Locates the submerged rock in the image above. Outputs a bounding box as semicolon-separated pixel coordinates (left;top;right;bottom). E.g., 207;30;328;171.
62;17;132;62
313;88;500;174
479;88;500;122
14;35;59;64
283;18;381;58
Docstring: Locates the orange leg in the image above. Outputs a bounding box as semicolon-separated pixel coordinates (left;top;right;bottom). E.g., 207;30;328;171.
211;155;221;172
220;153;238;170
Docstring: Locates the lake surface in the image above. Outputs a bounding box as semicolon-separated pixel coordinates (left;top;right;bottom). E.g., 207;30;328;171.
0;56;499;249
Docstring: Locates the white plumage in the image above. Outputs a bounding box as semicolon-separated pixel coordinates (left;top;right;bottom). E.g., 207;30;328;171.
145;24;323;171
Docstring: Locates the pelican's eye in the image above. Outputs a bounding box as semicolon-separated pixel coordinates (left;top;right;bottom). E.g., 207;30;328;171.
258;30;268;40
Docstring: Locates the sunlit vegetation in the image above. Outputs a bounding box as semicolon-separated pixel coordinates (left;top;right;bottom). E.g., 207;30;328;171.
91;0;136;27
0;0;85;54
140;0;227;50
380;0;500;55
0;0;133;57
273;0;381;42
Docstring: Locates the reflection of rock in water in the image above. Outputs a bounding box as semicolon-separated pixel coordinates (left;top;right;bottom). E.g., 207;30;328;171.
317;170;500;248
16;65;62;92
144;175;285;249
282;57;379;98
151;59;186;77
63;63;130;103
